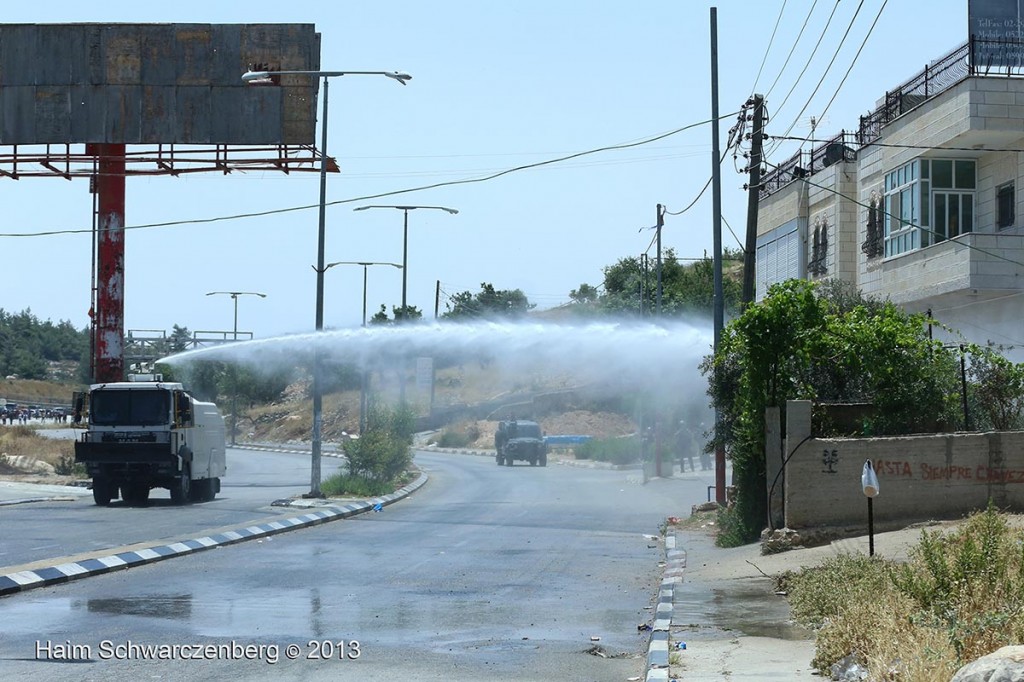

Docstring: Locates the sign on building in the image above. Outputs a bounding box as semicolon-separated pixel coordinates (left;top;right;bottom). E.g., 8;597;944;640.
969;0;1024;68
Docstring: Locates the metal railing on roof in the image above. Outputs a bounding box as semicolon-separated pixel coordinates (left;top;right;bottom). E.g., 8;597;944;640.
759;37;1024;199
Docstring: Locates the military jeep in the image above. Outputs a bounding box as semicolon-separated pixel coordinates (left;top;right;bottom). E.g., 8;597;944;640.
495;419;548;467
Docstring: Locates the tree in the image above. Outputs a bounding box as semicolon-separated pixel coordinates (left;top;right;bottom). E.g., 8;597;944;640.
0;308;89;380
369;304;423;325
442;283;533;319
168;324;193;354
965;343;1024;431
702;280;962;545
343;402;415;482
582;248;743;318
569;283;599;304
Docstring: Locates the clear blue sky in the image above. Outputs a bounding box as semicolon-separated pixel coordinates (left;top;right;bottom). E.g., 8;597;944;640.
1;1;968;338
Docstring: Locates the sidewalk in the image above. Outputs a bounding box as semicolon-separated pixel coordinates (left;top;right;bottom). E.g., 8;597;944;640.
648;520;936;680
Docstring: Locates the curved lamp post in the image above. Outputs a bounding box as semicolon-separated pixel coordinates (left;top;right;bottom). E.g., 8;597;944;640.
352;205;458;315
206;291;267;445
242;68;410;498
324;261;402;432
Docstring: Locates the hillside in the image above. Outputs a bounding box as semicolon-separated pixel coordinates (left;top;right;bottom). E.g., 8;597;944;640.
238;363;640;446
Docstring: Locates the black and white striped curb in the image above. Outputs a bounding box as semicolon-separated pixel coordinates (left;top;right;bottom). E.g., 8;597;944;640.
234;444;346;458
646;532;686;681
0;472;427;597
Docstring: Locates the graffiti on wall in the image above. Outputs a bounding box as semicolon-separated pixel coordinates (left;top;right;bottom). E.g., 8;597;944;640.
817;451;1024;482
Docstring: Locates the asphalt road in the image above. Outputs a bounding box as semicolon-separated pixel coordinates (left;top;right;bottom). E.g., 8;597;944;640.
0;450;710;681
0;447;347;570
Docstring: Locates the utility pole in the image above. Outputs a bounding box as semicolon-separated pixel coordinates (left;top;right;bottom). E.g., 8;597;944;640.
656;204;664;315
742;94;765;306
435;280;441;319
640;253;648;316
710;7;727;505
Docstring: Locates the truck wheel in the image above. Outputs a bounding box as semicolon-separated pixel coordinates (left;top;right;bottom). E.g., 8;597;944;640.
496;455;503;466
505;455;513;467
530;458;536;466
170;466;191;505
92;478;113;506
540;453;547;467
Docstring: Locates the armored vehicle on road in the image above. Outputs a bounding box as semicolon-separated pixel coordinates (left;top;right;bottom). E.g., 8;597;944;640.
495;419;547;467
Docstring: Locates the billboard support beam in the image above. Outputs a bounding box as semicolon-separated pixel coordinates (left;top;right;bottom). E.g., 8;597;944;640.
90;143;126;383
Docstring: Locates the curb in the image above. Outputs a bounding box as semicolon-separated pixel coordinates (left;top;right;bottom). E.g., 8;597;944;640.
646;532;686;681
0;472;427;597
233;444;346;458
424;447;641;470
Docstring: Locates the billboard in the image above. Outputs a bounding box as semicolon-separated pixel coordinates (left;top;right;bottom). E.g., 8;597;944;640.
0;23;320;145
969;0;1024;68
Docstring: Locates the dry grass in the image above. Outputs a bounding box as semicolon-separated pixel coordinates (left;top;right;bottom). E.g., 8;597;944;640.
786;506;1024;680
0;425;76;473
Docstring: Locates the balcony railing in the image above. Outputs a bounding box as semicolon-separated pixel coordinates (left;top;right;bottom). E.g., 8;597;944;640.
759;37;1024;200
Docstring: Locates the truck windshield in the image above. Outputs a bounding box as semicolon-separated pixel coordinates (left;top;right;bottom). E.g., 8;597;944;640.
516;424;542;438
90;389;170;426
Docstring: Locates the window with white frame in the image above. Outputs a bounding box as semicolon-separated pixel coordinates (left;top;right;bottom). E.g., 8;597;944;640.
884;159;975;256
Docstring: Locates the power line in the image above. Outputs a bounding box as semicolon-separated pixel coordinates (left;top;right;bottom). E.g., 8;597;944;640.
809;0;888;135
767;0;866;159
763;0;821;100
762;0;844;159
749;0;788;96
0;113;738;239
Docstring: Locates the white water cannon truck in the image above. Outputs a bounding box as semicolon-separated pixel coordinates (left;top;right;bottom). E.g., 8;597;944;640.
73;374;227;506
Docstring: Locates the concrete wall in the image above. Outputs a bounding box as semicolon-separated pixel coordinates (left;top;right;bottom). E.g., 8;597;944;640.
783;400;1024;530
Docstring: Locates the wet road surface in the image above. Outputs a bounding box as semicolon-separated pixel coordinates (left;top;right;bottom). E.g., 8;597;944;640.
0;451;708;681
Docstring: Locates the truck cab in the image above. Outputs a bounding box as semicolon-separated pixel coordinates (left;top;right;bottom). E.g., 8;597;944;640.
74;377;226;506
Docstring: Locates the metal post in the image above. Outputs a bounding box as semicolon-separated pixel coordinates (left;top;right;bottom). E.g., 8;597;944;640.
361;264;369;434
868;497;875;557
206;291;266;446
401;208;409;314
93;143;126;383
311;75;330;498
960;344;970;430
710;7;727;504
231;294;238;446
362;265;368;327
656;204;663;315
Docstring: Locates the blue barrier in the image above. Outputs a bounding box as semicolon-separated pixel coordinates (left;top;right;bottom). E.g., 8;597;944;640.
544;435;592;446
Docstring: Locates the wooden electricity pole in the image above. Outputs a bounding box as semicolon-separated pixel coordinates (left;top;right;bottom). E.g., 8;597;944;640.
742;94;765;307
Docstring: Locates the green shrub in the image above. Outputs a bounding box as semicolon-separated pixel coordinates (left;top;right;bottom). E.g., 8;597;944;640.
344;429;411;483
574;436;640;465
54;453;86;477
435;421;480;448
320;473;393;497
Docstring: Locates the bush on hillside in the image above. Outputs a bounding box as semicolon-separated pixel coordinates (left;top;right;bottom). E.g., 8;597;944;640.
574;436;640;465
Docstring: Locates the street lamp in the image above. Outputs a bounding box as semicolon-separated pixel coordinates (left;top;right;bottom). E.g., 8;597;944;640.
206;291;267;445
243;67;410;498
352;205;458;316
324;261;402;432
324;261;403;326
